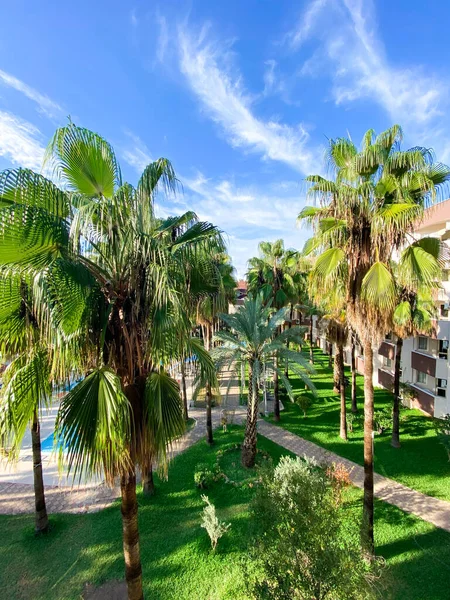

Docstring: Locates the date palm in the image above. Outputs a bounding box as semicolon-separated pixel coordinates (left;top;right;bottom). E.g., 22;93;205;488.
247;240;299;420
212;294;314;467
0;123;224;600
299;125;449;551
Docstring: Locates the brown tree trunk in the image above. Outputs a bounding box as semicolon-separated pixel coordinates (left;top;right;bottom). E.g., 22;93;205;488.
31;409;49;534
391;337;403;449
285;303;293;378
273;354;280;422
242;362;258;468
121;469;143;600
180;361;188;421
309;319;314;364
351;340;358;413
142;464;155;496
362;340;374;554
205;324;214;445
337;344;347;440
333;348;340;394
328;344;332;369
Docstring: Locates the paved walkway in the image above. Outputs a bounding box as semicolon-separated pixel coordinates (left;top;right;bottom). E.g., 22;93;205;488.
258;420;450;533
0;410;224;516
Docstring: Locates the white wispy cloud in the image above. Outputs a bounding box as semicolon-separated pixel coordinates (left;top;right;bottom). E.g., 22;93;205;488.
0;111;45;170
290;0;446;127
180;172;308;277
178;24;320;174
285;0;328;49
0;69;63;119
122;131;153;173
156;14;169;63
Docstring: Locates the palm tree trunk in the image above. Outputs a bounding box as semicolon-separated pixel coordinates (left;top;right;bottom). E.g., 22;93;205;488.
240;360;245;400
205;324;214;445
273;354;280;422
328;344;332;369
242;361;258;468
362;340;374;554
309;319;314;364
351;340;358;413
180;361;188;421
121;469;143;600
285;303;293;378
142;464;155;496
333;349;340;394
391;337;403;449
31;409;49;534
337;344;347;441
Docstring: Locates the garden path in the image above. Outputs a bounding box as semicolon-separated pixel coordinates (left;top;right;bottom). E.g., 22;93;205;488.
257;419;450;533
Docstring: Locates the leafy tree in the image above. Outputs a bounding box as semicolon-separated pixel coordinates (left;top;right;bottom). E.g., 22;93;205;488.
247;456;383;599
299;125;449;551
0;123;224;600
212;294;314;467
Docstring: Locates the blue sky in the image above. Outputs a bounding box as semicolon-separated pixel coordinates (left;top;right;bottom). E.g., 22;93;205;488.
0;0;449;277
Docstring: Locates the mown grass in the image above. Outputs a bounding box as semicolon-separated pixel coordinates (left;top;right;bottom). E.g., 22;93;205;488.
1;426;449;599
270;345;450;501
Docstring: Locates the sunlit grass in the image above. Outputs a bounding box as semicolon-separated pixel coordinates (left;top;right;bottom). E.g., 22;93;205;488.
0;425;449;599
269;345;450;500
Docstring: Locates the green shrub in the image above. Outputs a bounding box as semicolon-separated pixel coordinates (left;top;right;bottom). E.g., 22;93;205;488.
194;464;216;489
200;495;231;551
347;412;361;433
374;408;391;434
246;456;384;599
294;392;313;417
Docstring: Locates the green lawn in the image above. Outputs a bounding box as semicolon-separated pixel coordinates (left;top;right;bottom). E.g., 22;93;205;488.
271;345;450;501
1;426;450;599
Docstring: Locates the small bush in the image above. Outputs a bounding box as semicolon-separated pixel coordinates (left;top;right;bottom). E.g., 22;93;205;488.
347;412;361;433
200;495;231;551
194;464;216;489
246;456;384;599
374;408;391;434
294;392;313;417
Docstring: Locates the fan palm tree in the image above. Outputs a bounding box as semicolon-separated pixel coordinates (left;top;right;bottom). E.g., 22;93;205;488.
0;273;52;533
0;123;224;600
299;125;449;551
391;287;436;448
212;294;314;467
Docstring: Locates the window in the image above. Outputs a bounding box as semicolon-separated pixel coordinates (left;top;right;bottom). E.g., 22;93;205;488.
383;356;392;368
443;270;450;282
416;370;427;384
441;304;449;318
418;337;428;351
439;339;449;359
385;332;392;341
437;378;447;397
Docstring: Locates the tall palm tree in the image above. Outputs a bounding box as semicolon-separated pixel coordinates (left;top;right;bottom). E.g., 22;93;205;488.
195;254;235;444
299;125;449;551
212;294;314;467
247;241;299;420
391;287;435;448
0;123;224;600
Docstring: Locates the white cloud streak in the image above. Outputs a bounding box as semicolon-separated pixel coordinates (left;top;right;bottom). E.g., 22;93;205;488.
178;24;320;173
180;173;308;277
0;69;63;119
122;131;153;173
290;0;446;127
0;111;45;170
